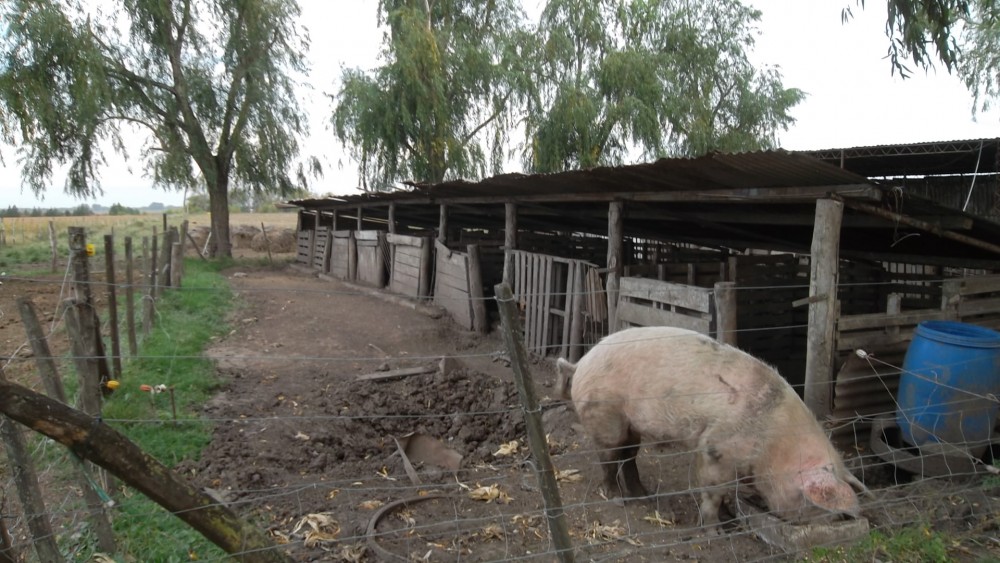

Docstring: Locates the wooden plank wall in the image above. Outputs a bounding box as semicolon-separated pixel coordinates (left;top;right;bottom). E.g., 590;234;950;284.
434;240;474;330
312;226;330;271
615;277;714;335
730;254;810;387
356;230;387;288
329;230;353;280
388;233;429;298
623;262;727;288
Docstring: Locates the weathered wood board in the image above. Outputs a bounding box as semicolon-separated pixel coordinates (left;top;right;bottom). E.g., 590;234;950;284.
434;241;474;329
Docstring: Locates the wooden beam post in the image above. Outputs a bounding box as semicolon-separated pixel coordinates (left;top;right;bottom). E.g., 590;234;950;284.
804;198;843;418
356;206;364;231
348;230;358;282
468;245;488;334
438;204;448;245
418;238;433;299
503;203;517;286
606;201;624;330
713;281;737;346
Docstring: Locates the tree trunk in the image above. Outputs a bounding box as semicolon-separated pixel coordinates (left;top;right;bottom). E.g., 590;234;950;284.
0;380;292;563
207;180;232;258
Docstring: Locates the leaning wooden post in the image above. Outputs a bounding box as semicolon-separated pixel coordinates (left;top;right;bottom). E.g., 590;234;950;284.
503;203;517;287
606;201;624;331
18;298;116;553
713;281;737;347
804;198;843;418
495;283;575;562
156;228;173;296
0;368;63;563
347;230;358;282
124;237;138;356
0;382;293;563
467;245;488;334
104;234;122;380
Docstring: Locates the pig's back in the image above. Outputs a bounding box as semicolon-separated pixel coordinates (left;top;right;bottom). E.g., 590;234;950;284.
571;326;793;447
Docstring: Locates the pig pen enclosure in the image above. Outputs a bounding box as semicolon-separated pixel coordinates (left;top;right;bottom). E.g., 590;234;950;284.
3;143;1000;561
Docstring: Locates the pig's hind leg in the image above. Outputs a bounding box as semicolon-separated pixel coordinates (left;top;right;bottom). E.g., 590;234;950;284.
586;408;648;499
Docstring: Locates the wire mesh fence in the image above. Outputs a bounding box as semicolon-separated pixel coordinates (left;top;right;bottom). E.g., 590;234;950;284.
1;242;999;562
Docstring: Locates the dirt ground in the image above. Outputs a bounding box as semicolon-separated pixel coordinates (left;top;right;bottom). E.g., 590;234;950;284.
3;256;1000;562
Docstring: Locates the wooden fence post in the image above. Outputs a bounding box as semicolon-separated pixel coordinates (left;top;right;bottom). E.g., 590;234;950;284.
144;230;158;335
124;237;138;356
503;202;517;286
48;220;58;273
68;227;111;386
804;198;843;418
495;283;575;563
17;297;117;553
104;234;122;380
0;369;62;563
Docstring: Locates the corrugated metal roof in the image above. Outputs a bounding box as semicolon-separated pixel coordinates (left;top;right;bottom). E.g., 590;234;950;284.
798;137;999;177
291;150;871;207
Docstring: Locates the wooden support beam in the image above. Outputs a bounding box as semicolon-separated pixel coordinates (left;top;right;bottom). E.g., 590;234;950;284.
607;201;624;330
836;195;1000;256
804;198;843;418
438;204;448;245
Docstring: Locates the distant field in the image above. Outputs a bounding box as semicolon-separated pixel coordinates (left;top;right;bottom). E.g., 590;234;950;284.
0;212;299;247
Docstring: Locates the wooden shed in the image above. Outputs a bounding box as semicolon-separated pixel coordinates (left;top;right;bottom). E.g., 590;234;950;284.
291;144;1000;438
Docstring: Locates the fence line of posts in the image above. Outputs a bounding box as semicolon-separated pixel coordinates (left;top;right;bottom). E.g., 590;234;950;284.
0;217;198;563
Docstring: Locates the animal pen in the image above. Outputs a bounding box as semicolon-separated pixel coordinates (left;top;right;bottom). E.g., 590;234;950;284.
292;142;1000;440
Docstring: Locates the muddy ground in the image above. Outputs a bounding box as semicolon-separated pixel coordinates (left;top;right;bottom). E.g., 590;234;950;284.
2;257;999;562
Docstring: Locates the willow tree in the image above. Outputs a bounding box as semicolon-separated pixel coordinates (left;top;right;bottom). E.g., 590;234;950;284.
0;0;315;257
332;0;537;191
850;0;1000;113
527;0;803;172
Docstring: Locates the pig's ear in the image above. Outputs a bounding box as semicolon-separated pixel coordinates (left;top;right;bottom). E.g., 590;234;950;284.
802;471;860;517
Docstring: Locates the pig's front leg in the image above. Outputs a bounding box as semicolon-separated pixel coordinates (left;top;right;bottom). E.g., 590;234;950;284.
695;443;731;534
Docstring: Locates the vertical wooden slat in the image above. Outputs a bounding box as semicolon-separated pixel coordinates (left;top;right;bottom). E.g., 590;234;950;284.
541;256;553;355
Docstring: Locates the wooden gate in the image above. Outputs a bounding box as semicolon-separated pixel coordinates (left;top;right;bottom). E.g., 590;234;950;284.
511;250;602;360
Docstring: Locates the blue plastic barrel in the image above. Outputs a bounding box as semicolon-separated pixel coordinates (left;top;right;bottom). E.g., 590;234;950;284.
897;320;1000;456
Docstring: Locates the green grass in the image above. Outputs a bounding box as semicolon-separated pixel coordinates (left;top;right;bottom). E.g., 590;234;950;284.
809;524;953;563
66;258;238;561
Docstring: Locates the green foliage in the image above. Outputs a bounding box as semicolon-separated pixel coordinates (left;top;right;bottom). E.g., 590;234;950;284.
844;1;1000;112
0;0;319;257
333;0;537;190
528;0;803;171
333;0;801;188
809;524;952;563
108;203;140;215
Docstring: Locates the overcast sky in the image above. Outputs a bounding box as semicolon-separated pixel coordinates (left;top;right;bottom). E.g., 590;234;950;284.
2;0;997;209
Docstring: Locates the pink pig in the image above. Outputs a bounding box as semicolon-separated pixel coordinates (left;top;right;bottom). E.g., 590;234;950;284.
556;326;866;529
